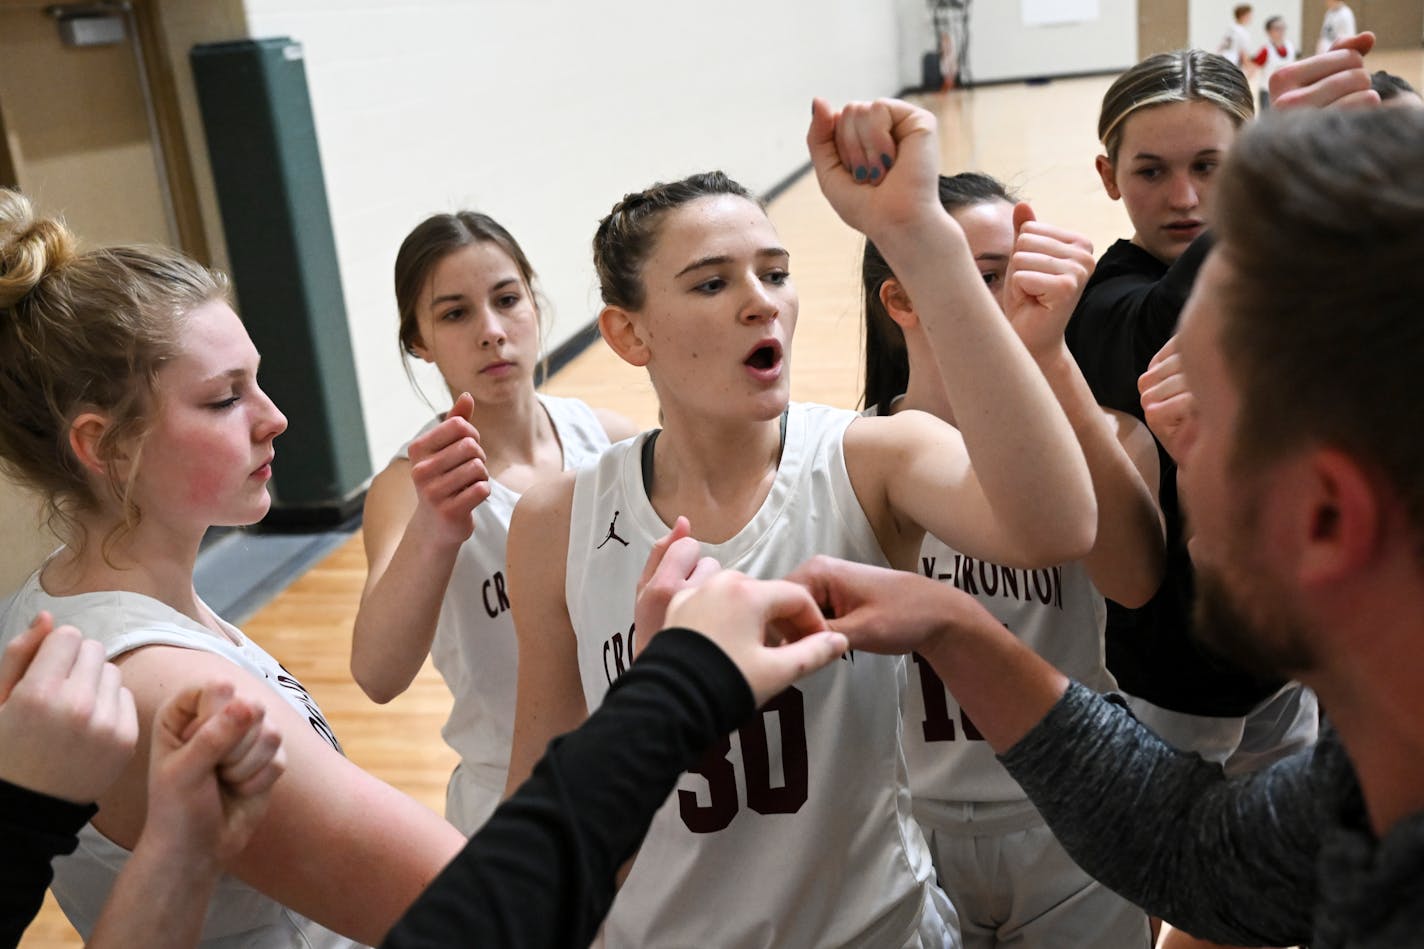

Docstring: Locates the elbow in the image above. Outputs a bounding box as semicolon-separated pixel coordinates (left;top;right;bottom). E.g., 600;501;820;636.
350;656;403;705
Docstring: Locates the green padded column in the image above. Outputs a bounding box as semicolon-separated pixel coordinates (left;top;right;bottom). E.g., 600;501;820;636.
191;37;369;525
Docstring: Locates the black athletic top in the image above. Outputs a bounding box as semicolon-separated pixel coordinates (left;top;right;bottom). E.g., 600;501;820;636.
383;627;754;948
0;780;95;948
1066;236;1285;717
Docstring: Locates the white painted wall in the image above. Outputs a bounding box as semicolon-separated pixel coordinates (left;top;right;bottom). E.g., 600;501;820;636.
1189;0;1304;57
238;0;904;467
964;0;1138;85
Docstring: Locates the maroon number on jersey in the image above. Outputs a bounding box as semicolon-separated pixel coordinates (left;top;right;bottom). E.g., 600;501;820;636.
678;687;809;833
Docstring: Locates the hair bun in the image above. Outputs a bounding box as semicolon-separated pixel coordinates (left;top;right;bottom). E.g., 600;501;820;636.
0;189;78;311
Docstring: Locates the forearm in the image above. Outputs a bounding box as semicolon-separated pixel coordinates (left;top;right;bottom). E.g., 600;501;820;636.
383;629;753;949
0;780;95;946
999;683;1318;945
1039;350;1164;605
351;521;463;702
918;591;1071;752
88;836;222;949
880;214;1094;562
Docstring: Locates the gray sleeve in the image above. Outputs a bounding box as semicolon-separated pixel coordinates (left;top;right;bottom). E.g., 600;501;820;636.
998;683;1321;945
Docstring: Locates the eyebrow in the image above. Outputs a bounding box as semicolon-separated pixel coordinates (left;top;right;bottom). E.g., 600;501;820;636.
675;247;789;279
198;366;254;386
975;253;1009;262
1131;148;1223;162
429;277;521;307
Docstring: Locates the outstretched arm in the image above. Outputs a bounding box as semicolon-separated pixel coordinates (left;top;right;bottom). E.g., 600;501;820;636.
386;571;844;949
811;98;1095;569
352;393;492;703
1000;206;1164;604
789;556;1318;945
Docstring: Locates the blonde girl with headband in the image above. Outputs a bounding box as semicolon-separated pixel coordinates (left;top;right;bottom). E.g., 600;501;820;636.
1064;49;1318;949
0;190;466;947
350;212;636;835
501;98;1098;949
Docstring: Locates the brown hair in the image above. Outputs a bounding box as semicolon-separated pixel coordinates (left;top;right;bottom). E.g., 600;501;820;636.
1098;50;1254;162
861;172;1017;414
0;189;227;547
1233;4;1252;20
592;171;757;311
393;211;543;360
1212;109;1424;552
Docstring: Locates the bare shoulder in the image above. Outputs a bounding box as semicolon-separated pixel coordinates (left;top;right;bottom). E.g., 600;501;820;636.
845;408;966;458
593;407;640;443
513;469;578;526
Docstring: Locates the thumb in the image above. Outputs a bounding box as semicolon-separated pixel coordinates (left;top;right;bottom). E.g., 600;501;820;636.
807;98;843;182
1012;201;1036;238
1331;30;1374;55
156;684;213;751
752;632;848;703
448;392;475;424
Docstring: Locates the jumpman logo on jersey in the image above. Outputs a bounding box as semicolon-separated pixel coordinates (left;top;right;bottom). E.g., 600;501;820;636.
597;510;629;549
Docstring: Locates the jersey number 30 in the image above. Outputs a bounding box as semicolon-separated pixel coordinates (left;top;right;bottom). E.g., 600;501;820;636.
679;687;808;833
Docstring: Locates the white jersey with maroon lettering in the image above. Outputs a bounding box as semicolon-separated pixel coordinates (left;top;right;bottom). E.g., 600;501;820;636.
398;394;611;834
566;402;951;949
904;541;1115;803
858;404;1117;803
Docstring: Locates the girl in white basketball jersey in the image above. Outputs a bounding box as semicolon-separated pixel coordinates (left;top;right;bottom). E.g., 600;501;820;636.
862;172;1164;947
0;189;465;947
502;99;1098;948
350;213;636;834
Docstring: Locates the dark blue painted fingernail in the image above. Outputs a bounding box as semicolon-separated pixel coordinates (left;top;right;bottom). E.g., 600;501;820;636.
882;153;894;169
854;165;868;181
869;167;881;180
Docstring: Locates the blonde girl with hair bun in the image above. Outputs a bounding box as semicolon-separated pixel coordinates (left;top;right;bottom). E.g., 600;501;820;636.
0;189;465;948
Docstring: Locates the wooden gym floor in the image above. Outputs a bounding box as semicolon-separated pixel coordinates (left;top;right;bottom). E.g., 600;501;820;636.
20;48;1424;948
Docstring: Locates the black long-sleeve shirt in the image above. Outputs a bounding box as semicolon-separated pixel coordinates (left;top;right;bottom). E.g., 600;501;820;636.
1065;236;1284;716
0;780;95;949
382;627;753;948
1001;682;1424;948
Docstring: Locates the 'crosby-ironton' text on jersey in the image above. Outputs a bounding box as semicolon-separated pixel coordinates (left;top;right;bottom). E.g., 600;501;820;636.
567;403;946;949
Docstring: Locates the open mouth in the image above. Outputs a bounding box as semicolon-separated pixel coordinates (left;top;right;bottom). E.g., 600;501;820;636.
744;341;782;371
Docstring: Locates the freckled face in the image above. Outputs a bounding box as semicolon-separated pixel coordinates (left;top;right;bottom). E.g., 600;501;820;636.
1102;100;1238;265
631;195;798;424
127;300;288;532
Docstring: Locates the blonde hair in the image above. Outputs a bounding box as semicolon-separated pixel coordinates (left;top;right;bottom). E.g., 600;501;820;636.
1099;50;1254;162
0;189;228;548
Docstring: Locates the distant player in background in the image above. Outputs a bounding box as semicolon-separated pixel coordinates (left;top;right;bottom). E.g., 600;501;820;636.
1218;5;1255;71
1253;17;1299;111
1315;0;1356;55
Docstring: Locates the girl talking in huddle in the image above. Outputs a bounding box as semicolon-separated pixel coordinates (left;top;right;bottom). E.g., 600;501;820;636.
502;99;1097;948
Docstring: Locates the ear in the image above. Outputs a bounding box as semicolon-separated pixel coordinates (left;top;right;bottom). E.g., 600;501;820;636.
877;278;919;331
598;304;650;368
1095;154;1122;201
1294;449;1382;589
407;330;434;364
68;411;121;478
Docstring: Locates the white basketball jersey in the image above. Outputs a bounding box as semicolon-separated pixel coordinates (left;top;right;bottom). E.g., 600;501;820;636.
903;541;1116;804
399;394;610;833
566;403;943;949
859;405;1117;805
